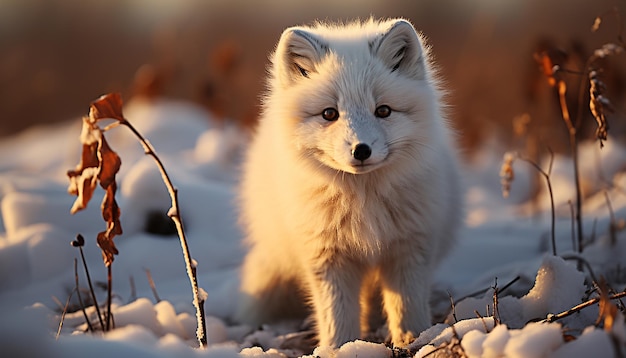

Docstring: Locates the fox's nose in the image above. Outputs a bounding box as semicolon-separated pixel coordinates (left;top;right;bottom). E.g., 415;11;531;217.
352;143;372;161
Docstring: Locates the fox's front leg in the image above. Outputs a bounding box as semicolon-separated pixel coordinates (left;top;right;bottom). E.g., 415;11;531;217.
307;258;364;348
380;252;432;347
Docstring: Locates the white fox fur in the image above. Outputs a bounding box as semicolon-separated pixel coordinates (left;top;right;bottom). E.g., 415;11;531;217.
236;18;462;348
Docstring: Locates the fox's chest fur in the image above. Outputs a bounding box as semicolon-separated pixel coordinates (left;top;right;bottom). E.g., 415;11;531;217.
287;165;436;262
237;18;462;349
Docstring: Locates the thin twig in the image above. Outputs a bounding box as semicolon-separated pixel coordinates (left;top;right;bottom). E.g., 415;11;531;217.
568;200;577;252
51;296;65;311
74;258;94;332
119;119;207;347
145;268;161;303
457;275;521;301
106;264;112;331
558;80;584;254
448;291;458;323
541;290;626;323
492;278;500;325
500;275;521;294
474;311;490;333
74;234;105;331
518;151;557;256
56;289;75;339
589;218;598;248
128;275;137;303
604;191;618;245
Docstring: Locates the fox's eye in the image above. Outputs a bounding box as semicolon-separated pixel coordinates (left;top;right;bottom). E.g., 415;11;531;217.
322;108;339;121
375;105;391;118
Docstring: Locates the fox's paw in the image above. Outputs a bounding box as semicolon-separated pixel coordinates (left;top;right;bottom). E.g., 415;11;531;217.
391;331;415;348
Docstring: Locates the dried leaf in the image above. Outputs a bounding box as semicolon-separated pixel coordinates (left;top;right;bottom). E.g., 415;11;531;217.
68;121;100;187
69;167;99;214
96;230;119;267
97;136;121;189
589;71;613;148
90;93;125;122
102;182;122;236
67;118;102;212
597;282;618;332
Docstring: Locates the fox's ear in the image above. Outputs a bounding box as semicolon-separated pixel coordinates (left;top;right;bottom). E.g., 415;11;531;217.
372;19;426;79
273;27;327;86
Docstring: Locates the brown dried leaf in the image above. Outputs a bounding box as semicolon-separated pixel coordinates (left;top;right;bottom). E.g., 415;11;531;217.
98;136;121;189
67;117;102;212
67;147;93;196
69;167;99;214
597;283;618;332
97;230;119;267
589;71;612;148
90;93;125;123
102;182;122;236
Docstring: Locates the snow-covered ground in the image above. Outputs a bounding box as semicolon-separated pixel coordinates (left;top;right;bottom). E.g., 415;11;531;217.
0;98;624;357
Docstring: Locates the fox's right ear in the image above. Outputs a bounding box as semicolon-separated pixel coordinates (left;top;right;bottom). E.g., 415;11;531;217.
272;27;327;86
372;19;427;80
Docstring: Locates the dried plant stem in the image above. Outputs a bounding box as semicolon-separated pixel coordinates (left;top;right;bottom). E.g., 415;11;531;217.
519;152;556;256
74;258;94;332
106;264;113;331
604;191;618;245
56;289;74;339
119;119;207;347
542;289;626;323
448;291;458;323
145;268;161;303
129;275;137;302
492;281;500;325
75;234;105;331
558;81;584;254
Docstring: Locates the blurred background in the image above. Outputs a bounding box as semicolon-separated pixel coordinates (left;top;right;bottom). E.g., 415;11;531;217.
1;0;625;152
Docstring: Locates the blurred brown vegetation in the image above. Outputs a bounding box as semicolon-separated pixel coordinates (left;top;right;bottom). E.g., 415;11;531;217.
1;0;625;152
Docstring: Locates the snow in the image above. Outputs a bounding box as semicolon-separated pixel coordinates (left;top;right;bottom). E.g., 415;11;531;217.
1;98;625;357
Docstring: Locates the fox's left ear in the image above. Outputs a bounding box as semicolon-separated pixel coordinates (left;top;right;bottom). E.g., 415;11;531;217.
371;19;426;79
272;27;327;87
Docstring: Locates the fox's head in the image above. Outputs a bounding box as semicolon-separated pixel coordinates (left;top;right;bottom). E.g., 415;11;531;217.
265;18;445;175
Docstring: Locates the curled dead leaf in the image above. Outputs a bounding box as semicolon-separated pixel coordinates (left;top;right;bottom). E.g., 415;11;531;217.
97;230;119;267
98;136;121;189
68;118;101;212
90;93;125;122
102;182;122;236
69;167;99;214
597;282;618;332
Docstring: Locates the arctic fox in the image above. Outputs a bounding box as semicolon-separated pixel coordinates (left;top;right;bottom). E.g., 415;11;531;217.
237;18;462;348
